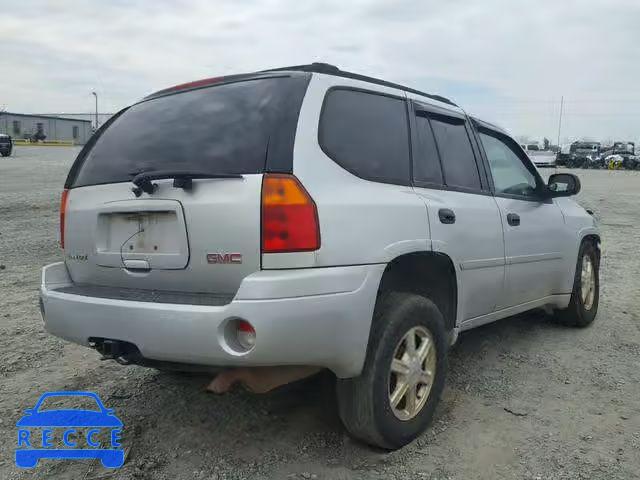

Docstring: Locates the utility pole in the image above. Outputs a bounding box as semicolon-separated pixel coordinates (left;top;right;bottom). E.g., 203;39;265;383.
91;91;99;130
556;95;564;147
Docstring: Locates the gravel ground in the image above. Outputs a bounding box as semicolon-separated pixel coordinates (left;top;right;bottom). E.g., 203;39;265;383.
1;147;639;480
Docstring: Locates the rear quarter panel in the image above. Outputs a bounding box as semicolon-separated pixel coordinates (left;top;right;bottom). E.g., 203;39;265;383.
269;74;430;269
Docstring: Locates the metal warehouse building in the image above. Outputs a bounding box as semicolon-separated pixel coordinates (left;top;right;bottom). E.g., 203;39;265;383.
0;112;93;145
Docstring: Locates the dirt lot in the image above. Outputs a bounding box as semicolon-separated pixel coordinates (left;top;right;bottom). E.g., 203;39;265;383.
1;147;639;480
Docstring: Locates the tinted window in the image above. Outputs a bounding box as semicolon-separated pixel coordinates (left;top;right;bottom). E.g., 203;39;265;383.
72;78;303;187
429;117;481;190
480;132;538;198
413;115;443;184
320;89;410;184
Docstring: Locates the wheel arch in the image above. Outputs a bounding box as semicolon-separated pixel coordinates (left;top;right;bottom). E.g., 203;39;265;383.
375;250;459;335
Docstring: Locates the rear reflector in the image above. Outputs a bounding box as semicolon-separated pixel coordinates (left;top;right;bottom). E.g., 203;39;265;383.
236;320;256;350
60;189;69;249
261;174;320;253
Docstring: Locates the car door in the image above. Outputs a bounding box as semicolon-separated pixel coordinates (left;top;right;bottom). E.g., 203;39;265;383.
474;124;566;308
410;102;505;321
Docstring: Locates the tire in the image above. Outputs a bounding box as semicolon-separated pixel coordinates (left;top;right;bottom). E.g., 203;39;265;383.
555;240;600;327
336;292;448;449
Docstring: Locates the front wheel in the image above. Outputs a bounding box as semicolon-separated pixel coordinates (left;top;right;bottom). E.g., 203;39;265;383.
336;292;448;449
555;240;600;327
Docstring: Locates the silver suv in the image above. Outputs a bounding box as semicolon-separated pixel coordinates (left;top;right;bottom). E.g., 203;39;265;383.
41;63;600;449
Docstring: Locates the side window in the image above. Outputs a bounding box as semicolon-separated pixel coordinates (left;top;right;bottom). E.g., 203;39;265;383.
429;117;481;190
319;89;410;184
479;132;538;198
413;115;443;185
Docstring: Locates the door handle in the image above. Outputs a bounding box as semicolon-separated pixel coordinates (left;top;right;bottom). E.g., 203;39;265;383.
507;213;520;226
438;208;456;224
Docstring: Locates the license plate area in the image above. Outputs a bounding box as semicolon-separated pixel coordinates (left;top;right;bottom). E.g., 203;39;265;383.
94;200;189;270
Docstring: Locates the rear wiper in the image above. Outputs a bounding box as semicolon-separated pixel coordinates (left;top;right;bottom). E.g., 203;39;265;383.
131;170;242;196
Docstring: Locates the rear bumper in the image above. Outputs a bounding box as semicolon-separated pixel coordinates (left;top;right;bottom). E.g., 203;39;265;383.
40;262;385;378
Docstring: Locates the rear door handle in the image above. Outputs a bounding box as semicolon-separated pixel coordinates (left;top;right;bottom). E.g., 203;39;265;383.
507;213;520;226
438;208;456;224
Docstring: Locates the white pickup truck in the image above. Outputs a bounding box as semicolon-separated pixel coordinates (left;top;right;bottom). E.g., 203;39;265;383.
521;143;557;168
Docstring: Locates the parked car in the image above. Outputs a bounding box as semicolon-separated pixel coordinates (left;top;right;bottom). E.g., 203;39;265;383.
40;63;601;449
568;141;602;169
522;143;557;167
600;141;636;169
0;134;13;156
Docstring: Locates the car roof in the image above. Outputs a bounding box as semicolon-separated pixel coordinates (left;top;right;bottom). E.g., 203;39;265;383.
263;63;457;107
147;63;457;107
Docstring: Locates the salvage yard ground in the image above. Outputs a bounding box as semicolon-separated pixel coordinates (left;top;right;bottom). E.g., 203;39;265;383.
1;147;639;480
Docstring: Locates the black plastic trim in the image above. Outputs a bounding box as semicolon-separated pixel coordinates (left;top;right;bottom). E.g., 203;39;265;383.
55;284;233;306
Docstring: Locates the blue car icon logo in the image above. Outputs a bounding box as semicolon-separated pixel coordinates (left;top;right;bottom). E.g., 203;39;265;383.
16;391;124;468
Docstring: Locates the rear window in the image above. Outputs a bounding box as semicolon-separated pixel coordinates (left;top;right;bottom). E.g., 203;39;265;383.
69;76;308;188
319;88;410;185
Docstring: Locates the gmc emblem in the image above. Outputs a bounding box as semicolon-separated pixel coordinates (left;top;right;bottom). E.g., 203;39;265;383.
207;253;242;264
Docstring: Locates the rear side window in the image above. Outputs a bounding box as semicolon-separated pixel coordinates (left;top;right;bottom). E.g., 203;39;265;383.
70;77;307;188
429;117;481;190
413;115;443;185
319;88;410;185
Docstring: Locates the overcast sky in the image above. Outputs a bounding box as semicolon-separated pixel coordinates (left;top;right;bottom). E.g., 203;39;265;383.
1;0;638;142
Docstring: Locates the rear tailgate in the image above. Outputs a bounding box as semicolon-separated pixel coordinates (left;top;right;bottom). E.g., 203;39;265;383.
63;73;309;297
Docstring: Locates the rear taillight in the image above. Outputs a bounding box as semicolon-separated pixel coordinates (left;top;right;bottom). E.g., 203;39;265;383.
261;174;320;253
60;189;69;249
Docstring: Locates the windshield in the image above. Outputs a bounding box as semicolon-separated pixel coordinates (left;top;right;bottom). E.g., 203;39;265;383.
526;144;540;151
70;77;307;188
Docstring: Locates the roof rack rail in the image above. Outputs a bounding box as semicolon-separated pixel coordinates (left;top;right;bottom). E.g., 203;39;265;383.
261;62;457;106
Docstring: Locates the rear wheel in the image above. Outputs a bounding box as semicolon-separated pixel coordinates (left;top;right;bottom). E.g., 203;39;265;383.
336;292;447;449
555;240;599;327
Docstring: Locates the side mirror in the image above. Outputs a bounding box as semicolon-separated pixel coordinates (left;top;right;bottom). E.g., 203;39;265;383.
547;173;581;197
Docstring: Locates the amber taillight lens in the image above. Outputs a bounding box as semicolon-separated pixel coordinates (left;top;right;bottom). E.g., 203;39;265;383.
261;174;320;253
